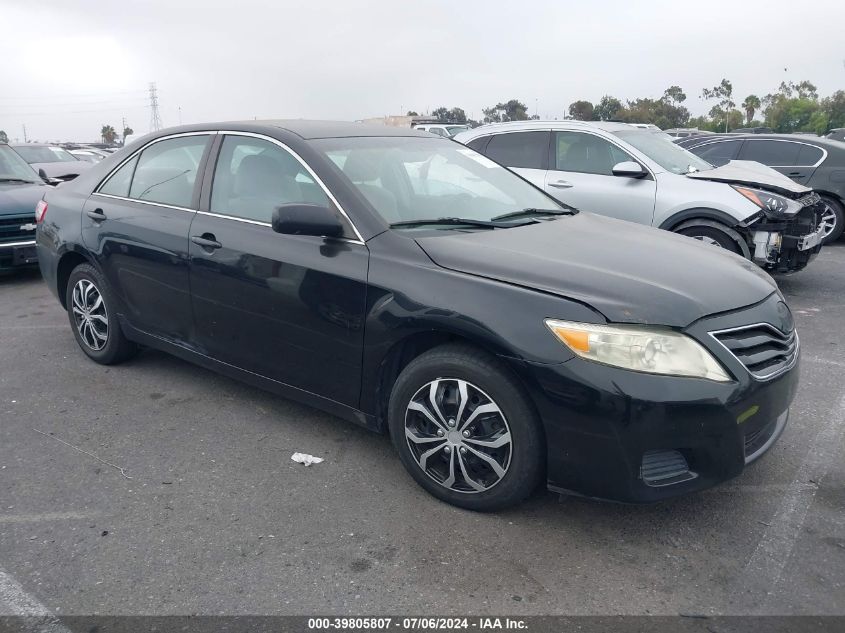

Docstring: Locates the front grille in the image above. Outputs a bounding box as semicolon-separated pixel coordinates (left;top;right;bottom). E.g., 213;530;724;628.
0;215;37;244
711;323;798;379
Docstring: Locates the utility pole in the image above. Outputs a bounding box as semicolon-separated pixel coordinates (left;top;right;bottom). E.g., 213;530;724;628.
149;82;163;132
22;124;27;143
121;116;127;143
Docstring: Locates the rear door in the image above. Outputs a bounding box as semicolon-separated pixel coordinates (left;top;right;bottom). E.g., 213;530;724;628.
545;131;656;225
188;133;368;406
83;133;212;341
482;131;549;189
737;139;823;185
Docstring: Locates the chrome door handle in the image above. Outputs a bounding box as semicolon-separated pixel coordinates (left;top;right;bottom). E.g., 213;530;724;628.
191;235;222;250
86;208;106;221
549;180;573;189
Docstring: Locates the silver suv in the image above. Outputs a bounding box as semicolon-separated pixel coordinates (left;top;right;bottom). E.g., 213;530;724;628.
455;121;825;273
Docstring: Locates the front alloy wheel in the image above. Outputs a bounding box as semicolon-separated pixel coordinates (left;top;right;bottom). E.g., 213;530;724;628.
405;378;512;493
71;279;109;351
389;344;543;511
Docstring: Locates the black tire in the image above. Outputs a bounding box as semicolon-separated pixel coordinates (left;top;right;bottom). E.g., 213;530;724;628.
819;196;844;243
65;263;138;365
388;344;544;511
676;225;743;255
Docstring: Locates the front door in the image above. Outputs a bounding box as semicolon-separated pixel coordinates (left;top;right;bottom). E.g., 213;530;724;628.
82;133;212;341
188;134;368;407
545;131;657;226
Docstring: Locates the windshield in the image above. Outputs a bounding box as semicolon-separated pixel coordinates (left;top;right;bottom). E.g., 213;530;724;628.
313;136;562;226
446;126;469;137
13;145;77;164
612;130;713;174
0;145;40;181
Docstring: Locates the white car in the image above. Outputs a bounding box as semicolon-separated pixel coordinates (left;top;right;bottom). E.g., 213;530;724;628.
454;121;826;273
413;124;470;138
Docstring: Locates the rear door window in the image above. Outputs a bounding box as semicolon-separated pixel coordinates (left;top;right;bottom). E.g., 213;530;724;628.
738;140;801;166
99;156;139;197
690;140;743;167
484;131;549;170
796;144;824;166
128;135;210;207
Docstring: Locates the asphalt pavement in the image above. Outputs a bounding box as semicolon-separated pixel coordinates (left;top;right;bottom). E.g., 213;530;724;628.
0;244;843;617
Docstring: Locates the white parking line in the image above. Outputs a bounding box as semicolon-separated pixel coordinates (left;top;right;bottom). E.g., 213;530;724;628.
741;393;845;613
0;566;70;631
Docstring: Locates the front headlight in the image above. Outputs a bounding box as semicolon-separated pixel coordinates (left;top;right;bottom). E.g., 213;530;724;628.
545;319;731;382
732;185;802;217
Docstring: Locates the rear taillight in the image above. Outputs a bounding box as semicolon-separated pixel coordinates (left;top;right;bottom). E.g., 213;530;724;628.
35;199;48;223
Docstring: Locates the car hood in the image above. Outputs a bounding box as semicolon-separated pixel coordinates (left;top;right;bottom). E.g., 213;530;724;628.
686;160;810;195
415;212;778;328
0;182;47;216
31;161;91;179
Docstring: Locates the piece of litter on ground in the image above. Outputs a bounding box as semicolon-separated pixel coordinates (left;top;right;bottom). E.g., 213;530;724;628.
291;452;324;466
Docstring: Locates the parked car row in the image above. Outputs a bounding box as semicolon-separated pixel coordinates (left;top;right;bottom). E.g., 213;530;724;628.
674;132;845;242
33;121;803;509
454;121;827;273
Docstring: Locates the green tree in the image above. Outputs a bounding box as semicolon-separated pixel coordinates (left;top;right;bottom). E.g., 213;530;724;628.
617;97;689;129
406;110;419;116
482;99;530;123
741;95;761;125
594;95;623;121
123;126;134;140
702;79;735;132
431;106;468;124
0;130;8;143
568;100;595;121
821;90;845;129
100;125;117;143
663;85;686;106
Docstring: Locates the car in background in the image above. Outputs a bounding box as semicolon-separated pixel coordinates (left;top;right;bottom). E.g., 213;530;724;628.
826;128;845;143
10;144;92;182
68;150;104;163
0;144;46;272
679;133;845;242
454;121;826;273
730;127;774;135
665;128;714;139
413;123;470;138
37;120;799;509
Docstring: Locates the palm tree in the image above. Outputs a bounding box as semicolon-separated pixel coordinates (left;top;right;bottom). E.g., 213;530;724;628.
100;125;117;144
742;95;761;125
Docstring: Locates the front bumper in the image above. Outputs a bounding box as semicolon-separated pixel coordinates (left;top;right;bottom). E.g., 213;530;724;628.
0;239;38;271
750;201;825;273
511;295;799;503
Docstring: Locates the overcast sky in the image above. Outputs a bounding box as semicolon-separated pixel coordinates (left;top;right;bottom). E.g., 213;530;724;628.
2;0;843;142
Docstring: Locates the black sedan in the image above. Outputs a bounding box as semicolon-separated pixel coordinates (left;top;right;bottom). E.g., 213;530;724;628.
677;133;845;242
35;121;798;510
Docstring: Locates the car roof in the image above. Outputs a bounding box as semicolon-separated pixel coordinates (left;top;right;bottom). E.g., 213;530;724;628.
149;119;434;140
683;133;842;149
9;143;63;148
457;120;636;137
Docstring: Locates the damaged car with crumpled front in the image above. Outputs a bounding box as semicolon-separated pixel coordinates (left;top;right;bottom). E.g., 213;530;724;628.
455;121;826;273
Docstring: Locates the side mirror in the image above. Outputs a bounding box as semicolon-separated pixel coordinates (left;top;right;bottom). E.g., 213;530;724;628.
611;161;647;178
271;203;344;239
38;168;49;182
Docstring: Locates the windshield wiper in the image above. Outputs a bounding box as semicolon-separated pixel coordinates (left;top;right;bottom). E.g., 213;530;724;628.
491;207;575;222
0;177;38;184
389;217;533;229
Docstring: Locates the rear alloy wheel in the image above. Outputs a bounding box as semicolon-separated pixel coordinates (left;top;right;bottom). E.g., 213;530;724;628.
389;345;543;511
676;225;743;255
65;263;138;365
819;196;844;243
